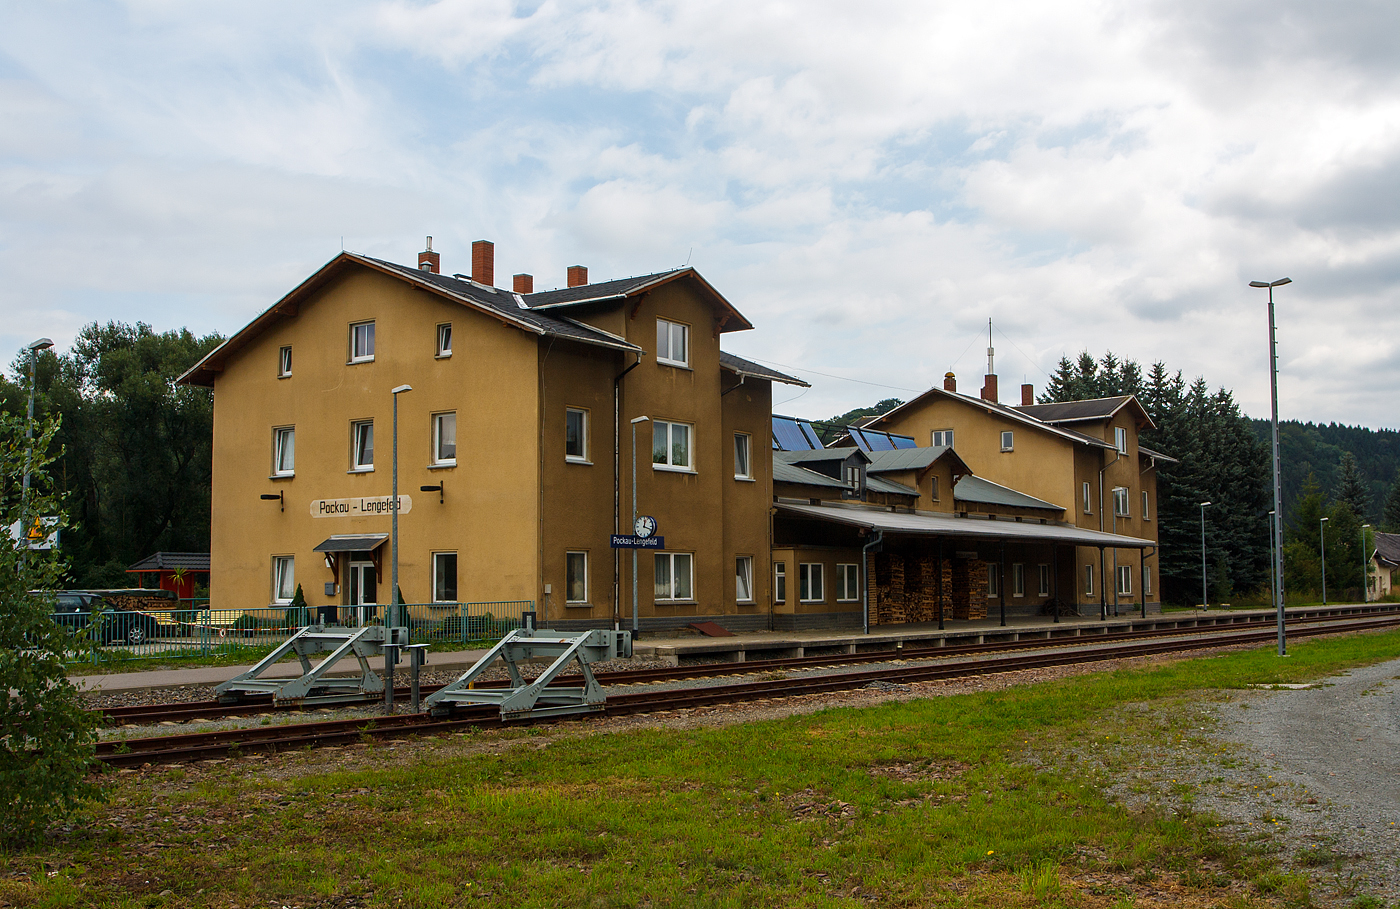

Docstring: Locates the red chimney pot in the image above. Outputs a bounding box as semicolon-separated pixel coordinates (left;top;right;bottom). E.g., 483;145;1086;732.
980;374;999;403
472;240;495;287
417;236;440;274
943;372;957;393
513;274;534;294
1021;383;1034;406
567;265;588;288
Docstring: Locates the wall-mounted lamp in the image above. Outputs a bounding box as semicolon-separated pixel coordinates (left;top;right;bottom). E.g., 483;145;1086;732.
260;491;284;512
420;482;444;504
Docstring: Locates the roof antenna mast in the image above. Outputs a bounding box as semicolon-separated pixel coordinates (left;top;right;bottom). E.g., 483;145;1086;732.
986;318;995;376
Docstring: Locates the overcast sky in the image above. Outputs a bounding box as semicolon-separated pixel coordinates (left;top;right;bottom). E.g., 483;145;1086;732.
2;0;1398;428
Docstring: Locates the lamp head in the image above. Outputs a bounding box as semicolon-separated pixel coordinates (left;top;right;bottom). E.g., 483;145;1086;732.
630;415;650;424
1320;516;1329;523
1200;501;1212;507
1249;278;1291;288
26;338;53;352
391;384;412;395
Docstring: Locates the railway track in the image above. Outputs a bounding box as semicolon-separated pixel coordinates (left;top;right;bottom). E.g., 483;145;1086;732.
96;612;1400;767
98;606;1400;726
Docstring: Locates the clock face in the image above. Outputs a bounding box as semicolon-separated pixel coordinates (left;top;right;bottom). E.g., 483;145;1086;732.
634;515;657;538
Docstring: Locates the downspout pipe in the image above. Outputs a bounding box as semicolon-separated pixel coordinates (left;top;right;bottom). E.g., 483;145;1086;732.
1140;545;1156;619
861;530;884;635
613;353;643;630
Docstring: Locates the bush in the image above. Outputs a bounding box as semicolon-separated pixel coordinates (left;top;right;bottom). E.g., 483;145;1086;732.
0;414;102;845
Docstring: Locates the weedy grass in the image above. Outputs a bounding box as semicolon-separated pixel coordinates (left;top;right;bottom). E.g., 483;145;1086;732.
7;629;1400;908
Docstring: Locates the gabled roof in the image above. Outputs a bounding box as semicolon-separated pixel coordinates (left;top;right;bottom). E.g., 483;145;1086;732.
869;386;1116;451
777;448;870;466
953;476;1063;512
1014;395;1155;430
178;252;648;387
1138;445;1180;465
1374;531;1400;568
126;552;210;573
774;459;849;489
861;445;972;477
720;352;808;387
866;475;919;497
523;267;754;333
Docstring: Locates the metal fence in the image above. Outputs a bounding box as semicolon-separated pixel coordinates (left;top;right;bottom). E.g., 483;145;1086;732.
57;599;535;666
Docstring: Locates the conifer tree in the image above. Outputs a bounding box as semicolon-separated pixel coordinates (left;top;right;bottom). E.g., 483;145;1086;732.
1384;469;1400;533
1336;452;1371;520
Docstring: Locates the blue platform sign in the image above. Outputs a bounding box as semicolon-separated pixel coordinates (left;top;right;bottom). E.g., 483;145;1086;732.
610;535;665;549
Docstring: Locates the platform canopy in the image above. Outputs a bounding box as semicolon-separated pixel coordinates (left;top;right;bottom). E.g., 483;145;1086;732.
775;502;1155;549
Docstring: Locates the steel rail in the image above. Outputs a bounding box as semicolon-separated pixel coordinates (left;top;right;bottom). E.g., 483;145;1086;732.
95;614;1400;767
98;606;1400;726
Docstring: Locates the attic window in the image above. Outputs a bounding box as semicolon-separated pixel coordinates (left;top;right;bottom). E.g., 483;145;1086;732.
1000;431;1014;452
436;323;452;358
350;321;375;363
278;346;292;378
1114;426;1127;454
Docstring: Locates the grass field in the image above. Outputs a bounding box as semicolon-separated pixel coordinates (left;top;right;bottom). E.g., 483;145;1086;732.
10;630;1400;908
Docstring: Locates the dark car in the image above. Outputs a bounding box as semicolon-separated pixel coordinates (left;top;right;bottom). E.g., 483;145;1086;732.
42;589;174;646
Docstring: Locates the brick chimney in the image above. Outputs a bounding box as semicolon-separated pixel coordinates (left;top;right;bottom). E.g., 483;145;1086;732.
417;237;440;274
472;240;494;286
513;274;534;294
980;373;998;403
567;265;588;288
1021;383;1034;406
943;372;957;393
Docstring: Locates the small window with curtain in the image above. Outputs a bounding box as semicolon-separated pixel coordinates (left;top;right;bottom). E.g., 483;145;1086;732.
932;429;954;448
735;556;753;603
351;420;374;471
654;552;694;601
734;433;751;480
566;551;588;604
350;321;375;363
433;552;458;603
1116;565;1133;596
433;412;457;465
272;556;295;604
1113;487;1130;517
1114;426;1128;453
652;420;693;471
436;323;452;357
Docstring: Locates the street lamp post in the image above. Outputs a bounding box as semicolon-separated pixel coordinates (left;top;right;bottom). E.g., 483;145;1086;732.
1268;510;1277;607
1250;278;1291;654
1199;501;1213;610
1362;524;1371;602
1319;515;1329;606
20;338;54;538
387;384;411;715
630;415;649;642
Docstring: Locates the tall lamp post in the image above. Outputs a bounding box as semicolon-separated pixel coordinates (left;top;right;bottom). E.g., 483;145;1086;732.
1267;510;1277;607
630;415;649;642
390;384;412;629
1361;524;1371;602
1250;278;1291;654
1319;515;1329;606
20;337;54;536
1199;501;1212;610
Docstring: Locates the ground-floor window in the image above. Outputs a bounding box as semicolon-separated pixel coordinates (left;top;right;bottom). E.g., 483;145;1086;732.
1012;563;1025;597
1116;565;1132;596
1144;564;1153;596
736;556;753;603
799;563;824;603
836;563;860;602
566;551;589;604
1084;564;1094;597
1038;563;1050;597
655;552;694;601
433;552;458;602
774;562;786;603
273;555;295;603
986;562;999;598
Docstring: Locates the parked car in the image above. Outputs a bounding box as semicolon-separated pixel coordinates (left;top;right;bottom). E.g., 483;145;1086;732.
41;589;176;646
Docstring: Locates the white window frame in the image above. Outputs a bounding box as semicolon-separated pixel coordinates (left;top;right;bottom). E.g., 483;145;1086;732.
734;432;752;480
1085;564;1094;597
845;465;861;490
656;318;689;367
1116;565;1133;596
1012;563;1025;597
1145;564;1152;595
1113;487;1130;518
566;551;589;604
566;408;589;463
836;563;860;602
273;426;295;476
987;563;1000;598
1038;564;1051;597
799;562;825;603
774;561;786;604
273;555;295;604
654;552;694;602
351;420;374;471
652;420;694;471
436;322;452;358
432;552;458;603
1083;481;1092;514
350;320;375;363
433;412;457;466
736;556;754;603
278;346;292;377
1000;431;1014;452
1142;491;1150;520
931;429;954;448
1114;426;1128;454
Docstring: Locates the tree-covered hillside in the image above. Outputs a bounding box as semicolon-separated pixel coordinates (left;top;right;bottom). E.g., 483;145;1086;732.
1249;419;1400;527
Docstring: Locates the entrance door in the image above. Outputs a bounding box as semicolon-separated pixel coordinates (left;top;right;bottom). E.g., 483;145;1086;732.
347;555;378;625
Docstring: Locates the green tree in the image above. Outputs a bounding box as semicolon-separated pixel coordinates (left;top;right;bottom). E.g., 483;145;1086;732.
816;398;903;446
1335;451;1371;519
1382;469;1400;533
0;412;103;844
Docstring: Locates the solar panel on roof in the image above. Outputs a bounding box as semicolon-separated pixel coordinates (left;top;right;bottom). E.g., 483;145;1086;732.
847;427;917;451
891;434;917;449
772;416;823;451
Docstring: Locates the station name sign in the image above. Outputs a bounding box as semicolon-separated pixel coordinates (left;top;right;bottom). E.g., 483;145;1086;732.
310;495;412;518
610;534;664;549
